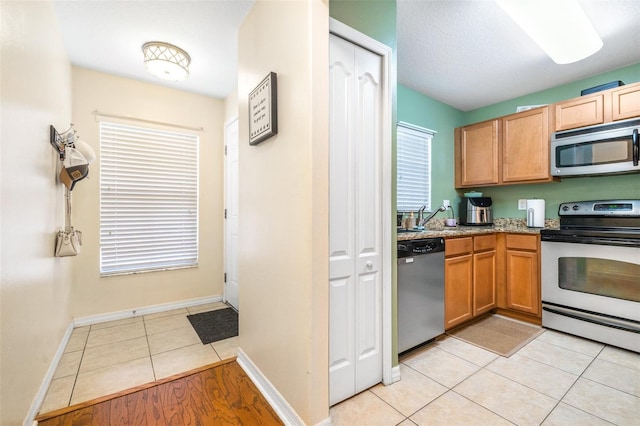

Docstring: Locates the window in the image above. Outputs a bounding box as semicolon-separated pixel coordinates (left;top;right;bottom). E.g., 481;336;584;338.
396;122;436;212
99;121;199;275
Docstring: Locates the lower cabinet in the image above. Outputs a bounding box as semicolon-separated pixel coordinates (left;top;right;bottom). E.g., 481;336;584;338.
445;234;496;330
504;234;540;316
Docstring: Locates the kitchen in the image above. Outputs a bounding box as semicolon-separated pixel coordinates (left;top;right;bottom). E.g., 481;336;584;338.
2;1;640;425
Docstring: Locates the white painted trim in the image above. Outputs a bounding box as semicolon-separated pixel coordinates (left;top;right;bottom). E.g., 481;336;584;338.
24;321;75;426
329;18;397;387
314;417;333;426
391;365;402;384
73;295;222;327
236;348;304;426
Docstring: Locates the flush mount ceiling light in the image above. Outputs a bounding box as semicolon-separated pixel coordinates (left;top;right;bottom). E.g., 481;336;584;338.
142;41;191;81
496;0;603;65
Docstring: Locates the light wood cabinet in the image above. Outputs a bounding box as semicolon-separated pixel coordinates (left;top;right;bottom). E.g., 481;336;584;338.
502;107;551;183
554;81;640;131
455;107;554;188
612;83;640;121
455;120;499;186
554;93;604;131
473;235;497;316
504;234;540;316
445;235;496;330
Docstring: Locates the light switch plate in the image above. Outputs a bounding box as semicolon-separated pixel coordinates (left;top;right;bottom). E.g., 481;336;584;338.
518;199;527;210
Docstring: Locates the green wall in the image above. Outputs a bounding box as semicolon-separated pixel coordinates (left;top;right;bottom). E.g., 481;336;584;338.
397;84;465;214
330;1;397;51
464;63;640;123
399;63;640;220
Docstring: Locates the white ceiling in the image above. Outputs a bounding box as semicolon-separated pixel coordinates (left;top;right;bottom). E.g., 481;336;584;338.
53;0;640;111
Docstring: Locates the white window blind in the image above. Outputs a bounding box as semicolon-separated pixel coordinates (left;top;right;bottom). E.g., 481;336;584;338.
99;121;199;275
397;122;435;213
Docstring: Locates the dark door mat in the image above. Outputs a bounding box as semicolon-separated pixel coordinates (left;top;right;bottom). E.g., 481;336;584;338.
187;307;238;345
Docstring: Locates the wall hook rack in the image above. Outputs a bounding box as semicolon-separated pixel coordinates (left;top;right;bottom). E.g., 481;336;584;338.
50;124;76;161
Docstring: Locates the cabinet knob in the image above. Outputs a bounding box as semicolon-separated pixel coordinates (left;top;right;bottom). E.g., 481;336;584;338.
366;260;373;269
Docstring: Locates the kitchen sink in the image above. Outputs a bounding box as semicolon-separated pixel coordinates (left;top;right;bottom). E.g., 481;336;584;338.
397;228;424;233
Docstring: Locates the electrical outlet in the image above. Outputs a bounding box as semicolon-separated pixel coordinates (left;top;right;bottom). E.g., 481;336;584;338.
443;199;450;208
518;199;527;210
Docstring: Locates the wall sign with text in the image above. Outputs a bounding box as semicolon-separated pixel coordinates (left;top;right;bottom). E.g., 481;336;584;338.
249;72;278;145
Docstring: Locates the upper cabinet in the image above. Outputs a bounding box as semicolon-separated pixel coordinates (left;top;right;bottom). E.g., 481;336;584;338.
455;81;640;189
502;107;551;183
455;120;500;187
455;106;555;188
554;81;640;131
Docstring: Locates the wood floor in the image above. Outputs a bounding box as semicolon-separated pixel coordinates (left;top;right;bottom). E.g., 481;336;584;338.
35;358;283;425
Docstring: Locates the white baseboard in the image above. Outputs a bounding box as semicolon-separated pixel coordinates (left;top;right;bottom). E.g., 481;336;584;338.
236;348;305;426
314;416;333;426
391;364;401;383
27;295;222;425
73;295;222;327
24;321;74;426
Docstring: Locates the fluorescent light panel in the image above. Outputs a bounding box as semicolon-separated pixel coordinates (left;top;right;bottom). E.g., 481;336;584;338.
496;0;603;64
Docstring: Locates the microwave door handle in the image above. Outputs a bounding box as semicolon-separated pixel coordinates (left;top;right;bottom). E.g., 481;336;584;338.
633;129;639;166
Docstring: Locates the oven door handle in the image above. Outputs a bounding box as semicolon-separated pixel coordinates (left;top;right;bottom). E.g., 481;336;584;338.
633;128;639;166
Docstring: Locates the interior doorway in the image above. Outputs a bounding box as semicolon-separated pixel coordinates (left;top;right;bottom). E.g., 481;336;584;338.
224;117;239;311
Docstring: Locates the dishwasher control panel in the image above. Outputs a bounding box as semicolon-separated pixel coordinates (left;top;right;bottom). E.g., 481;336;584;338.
398;238;445;258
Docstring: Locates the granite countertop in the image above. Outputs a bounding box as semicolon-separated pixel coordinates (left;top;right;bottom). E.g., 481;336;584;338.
397;218;560;241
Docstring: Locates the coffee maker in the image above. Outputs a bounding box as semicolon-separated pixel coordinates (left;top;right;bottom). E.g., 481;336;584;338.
459;197;493;225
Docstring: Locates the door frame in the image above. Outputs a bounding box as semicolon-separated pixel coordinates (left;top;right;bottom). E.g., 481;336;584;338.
329;18;396;386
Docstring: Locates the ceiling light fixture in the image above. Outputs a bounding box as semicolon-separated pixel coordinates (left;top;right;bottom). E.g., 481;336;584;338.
142;41;191;81
496;0;603;65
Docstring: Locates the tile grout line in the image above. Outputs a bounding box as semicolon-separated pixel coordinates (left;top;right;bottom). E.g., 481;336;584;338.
66;327;90;408
537;344;610;425
142;315;158;381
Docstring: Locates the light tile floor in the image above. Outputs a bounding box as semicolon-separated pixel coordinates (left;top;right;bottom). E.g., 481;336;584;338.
39;301;238;414
331;330;640;426
41;306;640;426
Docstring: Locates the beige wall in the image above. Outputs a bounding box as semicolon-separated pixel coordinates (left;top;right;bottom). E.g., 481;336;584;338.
237;0;329;423
0;1;74;424
69;67;225;317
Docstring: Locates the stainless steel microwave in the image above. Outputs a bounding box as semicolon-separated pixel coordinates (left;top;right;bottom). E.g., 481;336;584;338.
551;118;640;177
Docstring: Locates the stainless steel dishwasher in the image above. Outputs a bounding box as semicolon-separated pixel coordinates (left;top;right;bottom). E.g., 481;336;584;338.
397;238;445;353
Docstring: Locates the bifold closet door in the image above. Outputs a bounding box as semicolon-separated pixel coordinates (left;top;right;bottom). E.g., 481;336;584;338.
329;33;383;406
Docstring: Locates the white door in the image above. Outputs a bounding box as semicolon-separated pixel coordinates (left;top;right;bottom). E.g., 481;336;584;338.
224;118;239;311
329;33;383;405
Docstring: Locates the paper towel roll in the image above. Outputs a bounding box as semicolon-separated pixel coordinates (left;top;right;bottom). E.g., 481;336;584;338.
526;199;545;228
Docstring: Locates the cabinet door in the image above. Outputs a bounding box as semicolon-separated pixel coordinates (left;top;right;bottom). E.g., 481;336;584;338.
554;94;604;131
456;120;499;187
505;249;540;315
612;83;640;121
502;107;551;183
474;250;496;316
445;254;473;329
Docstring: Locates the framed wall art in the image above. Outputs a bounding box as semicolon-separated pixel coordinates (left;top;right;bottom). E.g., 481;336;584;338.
249;72;278;145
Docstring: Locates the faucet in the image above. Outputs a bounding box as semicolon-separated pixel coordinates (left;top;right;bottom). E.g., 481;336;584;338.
419;205;447;227
417;205;426;225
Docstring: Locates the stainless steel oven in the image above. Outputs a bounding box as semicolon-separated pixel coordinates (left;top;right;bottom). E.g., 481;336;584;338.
540;200;640;353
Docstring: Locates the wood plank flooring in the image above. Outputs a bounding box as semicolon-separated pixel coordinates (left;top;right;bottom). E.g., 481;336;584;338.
35;358;283;426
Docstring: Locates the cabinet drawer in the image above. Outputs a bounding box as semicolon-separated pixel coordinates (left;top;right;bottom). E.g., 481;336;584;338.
506;233;538;251
474;234;496;252
445;237;473;257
